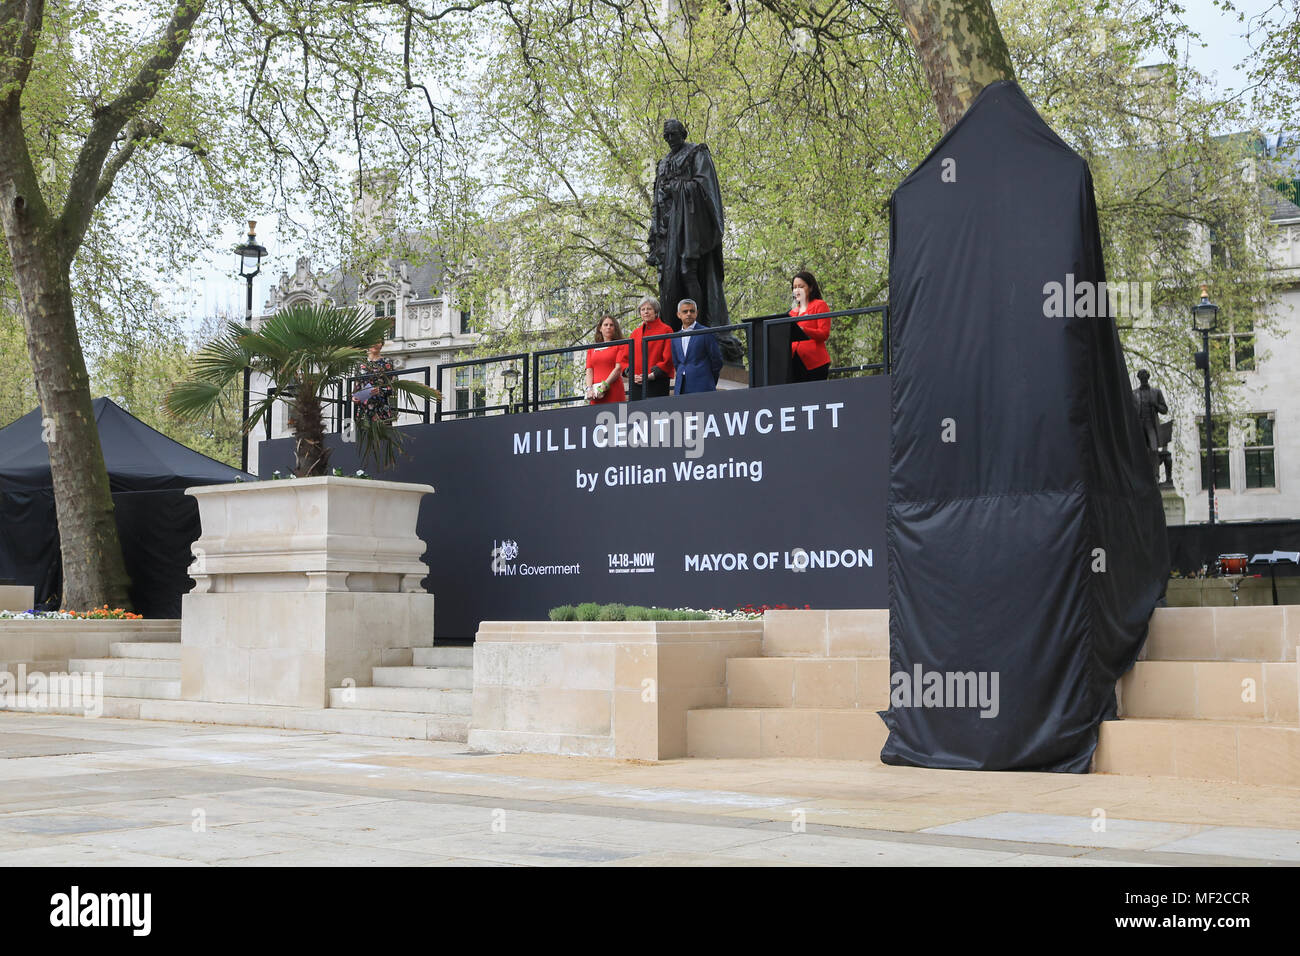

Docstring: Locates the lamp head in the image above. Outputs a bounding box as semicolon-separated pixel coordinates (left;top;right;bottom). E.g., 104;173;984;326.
1191;283;1219;332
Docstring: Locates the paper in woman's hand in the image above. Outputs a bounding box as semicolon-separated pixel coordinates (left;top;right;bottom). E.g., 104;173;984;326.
352;385;377;403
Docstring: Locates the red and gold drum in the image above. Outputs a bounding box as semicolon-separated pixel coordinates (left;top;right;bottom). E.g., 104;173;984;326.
1218;554;1249;575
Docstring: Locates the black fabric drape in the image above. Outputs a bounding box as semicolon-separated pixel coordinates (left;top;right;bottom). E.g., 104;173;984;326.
0;398;248;617
881;82;1169;772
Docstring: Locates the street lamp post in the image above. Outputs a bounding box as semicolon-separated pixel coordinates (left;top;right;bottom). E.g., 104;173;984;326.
1191;283;1220;528
234;221;268;473
502;366;521;414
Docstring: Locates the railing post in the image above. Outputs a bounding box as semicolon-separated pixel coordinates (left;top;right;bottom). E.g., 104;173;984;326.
883;305;891;375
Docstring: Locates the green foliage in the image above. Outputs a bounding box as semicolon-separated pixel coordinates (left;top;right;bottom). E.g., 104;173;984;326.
455;2;932;370
552;602;708;621
596;602;626;621
166;303;441;476
0;301;35;429
454;0;1279;423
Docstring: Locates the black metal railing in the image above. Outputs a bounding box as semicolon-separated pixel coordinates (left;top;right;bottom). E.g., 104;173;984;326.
753;305;890;386
250;306;889;438
263;366;436;441
436;353;529;422
638;323;752;396
530;338;637;412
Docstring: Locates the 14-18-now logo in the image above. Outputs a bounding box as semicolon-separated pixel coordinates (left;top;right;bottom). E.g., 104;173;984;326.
608;551;655;574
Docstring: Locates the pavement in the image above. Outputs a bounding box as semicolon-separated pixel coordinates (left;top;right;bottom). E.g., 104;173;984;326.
1;711;1298;866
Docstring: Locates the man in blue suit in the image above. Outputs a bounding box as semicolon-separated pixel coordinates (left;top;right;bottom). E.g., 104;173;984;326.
671;299;723;394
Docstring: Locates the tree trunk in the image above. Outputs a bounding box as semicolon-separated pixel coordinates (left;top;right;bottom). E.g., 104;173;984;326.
1;222;133;611
293;390;330;477
894;0;1017;131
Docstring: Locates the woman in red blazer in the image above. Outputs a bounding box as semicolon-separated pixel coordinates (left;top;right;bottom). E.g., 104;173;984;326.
789;270;832;382
628;297;675;401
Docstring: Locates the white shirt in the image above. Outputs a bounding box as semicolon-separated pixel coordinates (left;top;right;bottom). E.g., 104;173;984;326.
679;321;697;358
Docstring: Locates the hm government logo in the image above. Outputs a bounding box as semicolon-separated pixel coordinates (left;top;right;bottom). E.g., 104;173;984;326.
490;539;582;578
491;539;519;575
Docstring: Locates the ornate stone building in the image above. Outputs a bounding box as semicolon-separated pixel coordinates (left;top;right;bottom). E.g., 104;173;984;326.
246;251;482;474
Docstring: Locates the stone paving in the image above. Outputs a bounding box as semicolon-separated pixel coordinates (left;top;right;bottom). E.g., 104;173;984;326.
1;712;1297;866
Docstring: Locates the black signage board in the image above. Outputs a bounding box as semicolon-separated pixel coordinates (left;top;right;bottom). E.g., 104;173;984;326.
260;375;889;638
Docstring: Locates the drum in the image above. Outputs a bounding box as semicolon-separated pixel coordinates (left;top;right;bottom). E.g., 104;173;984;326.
1218;554;1249;575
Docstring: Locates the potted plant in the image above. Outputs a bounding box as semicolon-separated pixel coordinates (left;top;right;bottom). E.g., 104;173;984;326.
165;303;440;475
161;304;443;708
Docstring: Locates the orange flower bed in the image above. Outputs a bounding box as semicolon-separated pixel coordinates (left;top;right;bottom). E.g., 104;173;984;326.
61;605;144;620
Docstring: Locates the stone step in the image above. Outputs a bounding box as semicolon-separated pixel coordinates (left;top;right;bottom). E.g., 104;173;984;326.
328;685;471;715
68;658;181;679
1095;718;1300;788
0;697;468;742
761;609;889;658
686;707;889;760
372;665;472;689
1118;660;1298;723
725;657;890;709
412;646;474;667
110;642;182;660
1144;606;1297;662
99;676;181;699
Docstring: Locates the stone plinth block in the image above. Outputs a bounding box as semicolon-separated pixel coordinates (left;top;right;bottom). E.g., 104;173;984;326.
182;477;436;708
0;586;35;613
186;476;434;594
468;620;763;760
181;591;435;707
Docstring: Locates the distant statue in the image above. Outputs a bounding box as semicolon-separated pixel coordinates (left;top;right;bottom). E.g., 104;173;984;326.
648;119;736;358
1133;369;1169;484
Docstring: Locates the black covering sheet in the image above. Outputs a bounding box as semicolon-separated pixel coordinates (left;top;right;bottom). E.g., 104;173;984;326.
881;82;1169;772
0;398;247;617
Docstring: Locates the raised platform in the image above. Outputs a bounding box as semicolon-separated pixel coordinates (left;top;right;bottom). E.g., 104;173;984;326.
679;606;1300;788
7;606;1297;787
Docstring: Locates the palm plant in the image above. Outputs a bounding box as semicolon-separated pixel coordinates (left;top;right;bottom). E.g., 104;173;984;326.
166;303;441;477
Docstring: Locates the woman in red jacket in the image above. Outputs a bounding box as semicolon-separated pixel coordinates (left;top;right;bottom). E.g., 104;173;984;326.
585;314;628;404
628;297;675;401
789;270;832;382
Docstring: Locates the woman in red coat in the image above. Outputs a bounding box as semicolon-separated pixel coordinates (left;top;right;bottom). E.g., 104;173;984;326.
789;270;832;382
628;297;675;401
585;314;628;404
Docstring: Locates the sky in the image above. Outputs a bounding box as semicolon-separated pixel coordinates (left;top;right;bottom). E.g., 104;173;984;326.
180;0;1286;334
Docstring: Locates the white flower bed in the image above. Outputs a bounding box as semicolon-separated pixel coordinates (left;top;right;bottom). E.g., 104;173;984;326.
0;610;77;621
701;608;763;621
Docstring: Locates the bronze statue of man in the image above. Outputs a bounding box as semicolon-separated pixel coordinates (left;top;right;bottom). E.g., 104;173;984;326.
1133;369;1169;483
648;119;730;336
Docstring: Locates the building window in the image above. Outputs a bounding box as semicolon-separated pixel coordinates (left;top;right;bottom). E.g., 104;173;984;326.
374;297;397;340
1244;414;1276;489
1199;418;1231;492
538;354;563;404
459;309;472;334
1208;317;1255;372
455;365;486;418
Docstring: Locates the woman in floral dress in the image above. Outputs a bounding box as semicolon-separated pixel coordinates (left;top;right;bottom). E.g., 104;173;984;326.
353;341;397;424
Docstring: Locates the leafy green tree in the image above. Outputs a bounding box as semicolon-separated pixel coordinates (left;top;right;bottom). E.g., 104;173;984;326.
457;0;1277;425
455;1;932;373
0;0;492;609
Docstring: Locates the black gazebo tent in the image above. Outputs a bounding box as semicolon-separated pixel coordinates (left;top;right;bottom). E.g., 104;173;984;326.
882;82;1169;772
0;398;247;618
